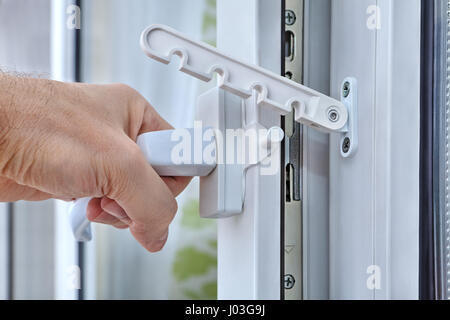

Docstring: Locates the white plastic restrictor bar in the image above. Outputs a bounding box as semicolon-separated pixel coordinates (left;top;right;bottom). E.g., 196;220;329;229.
70;128;217;242
140;24;348;133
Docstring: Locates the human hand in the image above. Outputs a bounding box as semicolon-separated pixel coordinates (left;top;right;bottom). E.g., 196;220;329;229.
0;74;191;252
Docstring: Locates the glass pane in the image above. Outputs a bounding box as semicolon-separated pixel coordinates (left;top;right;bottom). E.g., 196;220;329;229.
0;0;55;300
80;0;218;300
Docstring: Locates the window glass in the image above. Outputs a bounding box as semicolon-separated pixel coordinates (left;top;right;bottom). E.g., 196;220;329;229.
81;0;218;300
0;0;55;300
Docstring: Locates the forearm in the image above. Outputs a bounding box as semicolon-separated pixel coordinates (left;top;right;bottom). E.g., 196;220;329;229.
0;72;16;138
0;73;22;175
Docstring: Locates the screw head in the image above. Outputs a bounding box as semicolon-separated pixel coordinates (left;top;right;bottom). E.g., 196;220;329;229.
342;137;351;154
327;108;340;123
284;274;296;290
343;81;351;98
285;10;296;26
285;71;293;79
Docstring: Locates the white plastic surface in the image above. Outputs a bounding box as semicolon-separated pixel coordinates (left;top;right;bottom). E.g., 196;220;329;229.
140;24;348;133
197;88;244;218
196;88;284;219
329;0;420;299
70;197;92;242
70;129;217;242
137;129;216;177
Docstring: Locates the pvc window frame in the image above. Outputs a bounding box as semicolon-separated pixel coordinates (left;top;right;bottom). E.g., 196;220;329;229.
329;0;421;300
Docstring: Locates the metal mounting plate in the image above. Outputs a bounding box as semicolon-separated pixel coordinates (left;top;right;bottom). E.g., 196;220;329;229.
340;77;358;158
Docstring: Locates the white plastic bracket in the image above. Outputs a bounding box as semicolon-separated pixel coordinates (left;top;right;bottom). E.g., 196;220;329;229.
140;24;348;133
196;88;284;219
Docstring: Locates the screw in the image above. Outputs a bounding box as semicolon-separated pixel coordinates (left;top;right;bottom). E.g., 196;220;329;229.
285;71;293;79
343;81;351;98
284;274;295;290
285;10;296;26
342;137;351;154
328;108;340;123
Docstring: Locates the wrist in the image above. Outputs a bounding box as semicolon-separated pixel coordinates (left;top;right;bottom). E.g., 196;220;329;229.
0;73;57;128
0;73;15;145
0;74;56;176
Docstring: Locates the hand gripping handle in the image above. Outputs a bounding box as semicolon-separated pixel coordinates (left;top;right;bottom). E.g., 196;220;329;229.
69;128;217;242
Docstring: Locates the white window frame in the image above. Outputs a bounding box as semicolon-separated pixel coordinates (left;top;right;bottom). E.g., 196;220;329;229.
0;203;8;300
216;0;421;300
51;0;87;300
329;0;420;299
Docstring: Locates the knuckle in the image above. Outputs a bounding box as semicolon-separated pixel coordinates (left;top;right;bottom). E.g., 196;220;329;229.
110;83;144;107
114;84;144;105
111;83;135;94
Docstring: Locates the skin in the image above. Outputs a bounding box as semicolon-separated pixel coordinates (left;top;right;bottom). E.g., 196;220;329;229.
0;73;191;252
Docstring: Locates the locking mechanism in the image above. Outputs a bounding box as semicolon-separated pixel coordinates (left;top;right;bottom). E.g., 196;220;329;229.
69;24;357;242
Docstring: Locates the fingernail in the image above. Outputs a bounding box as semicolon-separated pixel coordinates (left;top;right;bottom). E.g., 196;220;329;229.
148;235;169;253
119;216;133;225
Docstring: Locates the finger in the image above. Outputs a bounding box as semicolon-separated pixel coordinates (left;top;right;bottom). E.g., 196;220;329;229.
147;229;169;252
113;222;130;230
86;198;128;229
100;197;131;225
161;176;192;197
90;213;129;229
138;104;173;134
86;198;102;221
88;210;123;226
109;142;178;253
87;198;120;223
